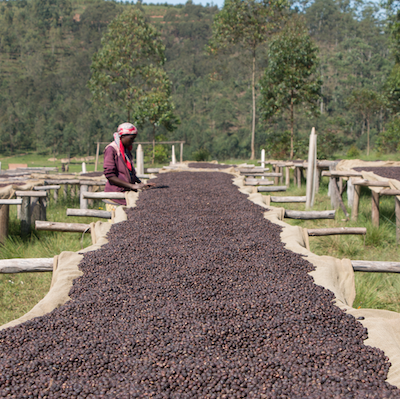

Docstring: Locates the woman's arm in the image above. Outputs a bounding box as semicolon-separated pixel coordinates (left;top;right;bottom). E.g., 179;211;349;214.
107;176;147;190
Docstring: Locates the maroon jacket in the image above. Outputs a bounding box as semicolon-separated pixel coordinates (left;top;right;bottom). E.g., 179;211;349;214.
103;142;141;205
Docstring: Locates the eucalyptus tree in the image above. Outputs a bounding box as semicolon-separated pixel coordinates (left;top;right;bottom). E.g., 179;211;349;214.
260;20;321;159
347;88;383;155
209;0;288;159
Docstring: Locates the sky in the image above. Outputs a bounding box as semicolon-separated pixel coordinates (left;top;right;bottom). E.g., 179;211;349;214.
140;0;383;11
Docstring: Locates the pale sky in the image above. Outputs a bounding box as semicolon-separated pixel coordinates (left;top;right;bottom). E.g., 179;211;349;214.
140;0;383;12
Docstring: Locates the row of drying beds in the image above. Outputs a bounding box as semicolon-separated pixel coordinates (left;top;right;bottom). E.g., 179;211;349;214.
0;174;152;241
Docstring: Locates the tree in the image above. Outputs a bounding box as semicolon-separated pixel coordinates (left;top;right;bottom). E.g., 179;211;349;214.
209;0;288;159
88;9;175;125
260;20;321;159
347;88;383;155
134;69;180;163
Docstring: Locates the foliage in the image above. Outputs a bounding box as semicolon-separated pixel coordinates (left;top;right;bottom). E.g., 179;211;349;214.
346;88;383;155
346;144;361;158
88;8;172;125
376;117;400;153
317;128;343;159
209;0;288;159
0;0;396;160
263;130;308;159
192;148;210;162
260;19;321;159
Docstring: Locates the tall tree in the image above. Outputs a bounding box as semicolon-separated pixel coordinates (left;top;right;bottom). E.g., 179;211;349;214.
209;0;288;159
260;20;321;159
134;69;179;163
347;88;383;155
88;9;175;125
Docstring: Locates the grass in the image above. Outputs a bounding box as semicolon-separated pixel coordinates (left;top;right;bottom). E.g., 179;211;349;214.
266;169;400;313
0;193;100;326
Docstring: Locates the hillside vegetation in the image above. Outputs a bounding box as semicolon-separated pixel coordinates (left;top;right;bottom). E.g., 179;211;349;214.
0;0;395;160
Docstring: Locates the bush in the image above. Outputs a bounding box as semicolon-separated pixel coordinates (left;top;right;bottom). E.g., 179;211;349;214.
192;148;210;161
376;119;400;154
346;145;360;158
317;129;343;159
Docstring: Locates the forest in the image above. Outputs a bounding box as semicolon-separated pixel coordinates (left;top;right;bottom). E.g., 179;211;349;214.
0;0;399;161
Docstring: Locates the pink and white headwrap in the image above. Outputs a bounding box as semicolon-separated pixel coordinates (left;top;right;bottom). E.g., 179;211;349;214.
113;123;137;171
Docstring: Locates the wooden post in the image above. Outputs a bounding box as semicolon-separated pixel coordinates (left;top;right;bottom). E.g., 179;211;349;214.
87;187;93;207
293;169;297;186
307;227;366;236
274;165;279;185
338;177;343;194
315;167;321;193
371;191;380;227
39;197;46;221
396;197;400;244
80;184;88;210
82;162;87;174
20;197;31;237
261;149;265;180
330;178;339;209
270;196;306;203
351;183;361;222
329;177;349;217
70;184;76;198
171;145;176;164
284;209;335;219
180;142;183;163
347;178;354;207
0;204;9;244
297;167;301;188
53;188;59;203
17;196;21;219
30;197;46;224
136;144;144;175
306;127;316;209
285;166;290;187
257;186;287;192
0;258;54;273
35;221;90;233
95;142;100;172
351;260;400;273
67;209;112;219
63;184;68;200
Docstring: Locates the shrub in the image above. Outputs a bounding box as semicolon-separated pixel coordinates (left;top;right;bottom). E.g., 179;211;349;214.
192;148;210;161
346;145;360;158
376;118;400;153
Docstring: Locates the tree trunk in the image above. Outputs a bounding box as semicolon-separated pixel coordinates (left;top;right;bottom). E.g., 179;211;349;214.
290;95;294;159
367;115;370;156
152;124;156;165
250;50;256;160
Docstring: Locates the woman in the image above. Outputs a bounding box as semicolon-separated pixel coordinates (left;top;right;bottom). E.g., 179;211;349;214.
103;122;154;206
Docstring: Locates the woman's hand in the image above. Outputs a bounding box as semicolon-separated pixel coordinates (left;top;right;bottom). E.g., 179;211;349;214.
131;182;155;190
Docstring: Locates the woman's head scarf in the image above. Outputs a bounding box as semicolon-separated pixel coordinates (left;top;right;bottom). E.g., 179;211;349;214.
113;123;137;171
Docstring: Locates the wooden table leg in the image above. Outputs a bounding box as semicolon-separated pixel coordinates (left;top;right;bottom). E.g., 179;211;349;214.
372;191;380;227
0;204;9;244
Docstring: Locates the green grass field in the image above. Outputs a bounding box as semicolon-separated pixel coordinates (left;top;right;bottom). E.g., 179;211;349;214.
0;154;399;326
0;194;97;325
270;178;400;313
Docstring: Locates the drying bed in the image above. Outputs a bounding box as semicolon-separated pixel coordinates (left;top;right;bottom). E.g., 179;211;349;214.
0;172;399;398
187;163;233;169
354;166;400;181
